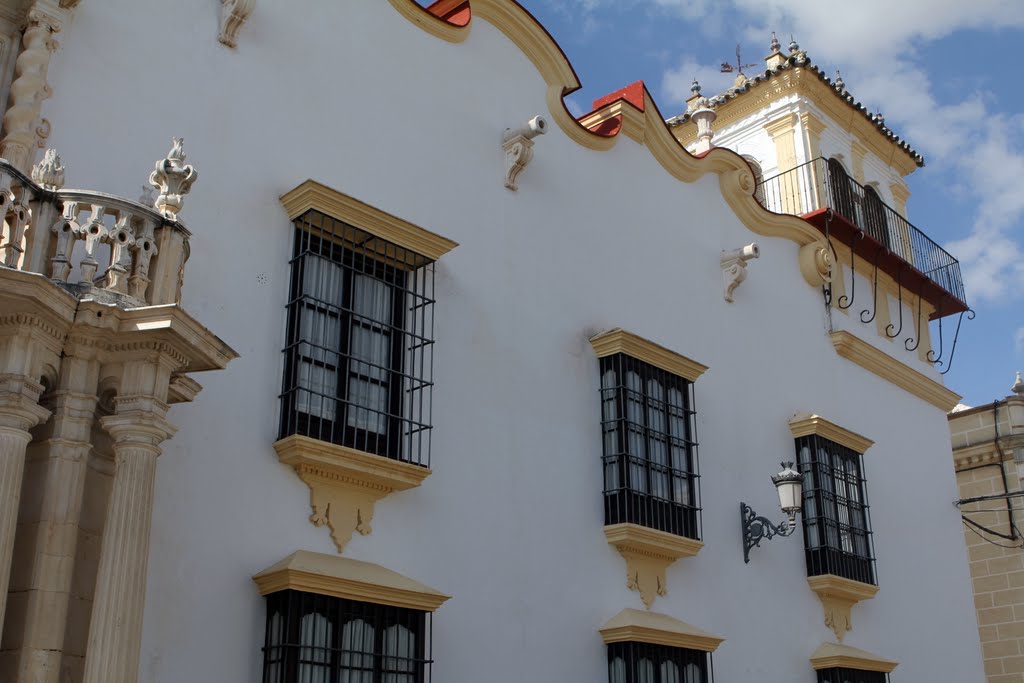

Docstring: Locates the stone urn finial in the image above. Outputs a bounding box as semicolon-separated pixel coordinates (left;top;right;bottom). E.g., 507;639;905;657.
31;148;64;190
1012;371;1024;396
149;137;197;220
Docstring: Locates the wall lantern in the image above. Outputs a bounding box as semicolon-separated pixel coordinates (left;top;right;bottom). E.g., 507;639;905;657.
741;462;803;563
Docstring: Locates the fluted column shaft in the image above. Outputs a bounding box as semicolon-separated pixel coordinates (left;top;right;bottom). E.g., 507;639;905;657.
0;378;50;638
82;409;174;683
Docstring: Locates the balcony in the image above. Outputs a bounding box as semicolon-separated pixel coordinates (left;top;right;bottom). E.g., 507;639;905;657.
756;157;967;318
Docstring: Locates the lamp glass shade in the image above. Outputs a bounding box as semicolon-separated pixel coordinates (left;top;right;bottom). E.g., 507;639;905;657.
771;462;803;515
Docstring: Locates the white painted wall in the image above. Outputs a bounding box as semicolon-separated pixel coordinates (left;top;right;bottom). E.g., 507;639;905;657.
41;2;980;681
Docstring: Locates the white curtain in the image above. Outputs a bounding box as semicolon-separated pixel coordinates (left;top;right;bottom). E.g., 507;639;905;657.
637;658;655;683
382;623;416;683
602;369;620;490
339;618;375;683
298;612;332;683
347;273;392;434
667;387;689;505
683;662;702;683
265;612;284;682
626;371;647;492
646;378;669;500
296;255;344;418
661;660;681;683
608;656;626;683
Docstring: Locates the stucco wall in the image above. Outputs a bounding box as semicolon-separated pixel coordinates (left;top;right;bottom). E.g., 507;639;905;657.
37;2;982;681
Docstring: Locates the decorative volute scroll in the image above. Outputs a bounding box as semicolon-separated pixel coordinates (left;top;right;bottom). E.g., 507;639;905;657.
720;243;759;303
149;138;198;220
604;523;702;609
502;115;547;190
0;3;63;173
274;435;431;553
219;0;255;48
806;574;879;642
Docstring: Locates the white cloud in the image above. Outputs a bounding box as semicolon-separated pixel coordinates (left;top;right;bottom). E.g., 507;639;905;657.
661;57;732;109
1015;327;1024;353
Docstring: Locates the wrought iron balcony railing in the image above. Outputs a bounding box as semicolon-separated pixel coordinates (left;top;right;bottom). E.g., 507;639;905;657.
756;157;967;317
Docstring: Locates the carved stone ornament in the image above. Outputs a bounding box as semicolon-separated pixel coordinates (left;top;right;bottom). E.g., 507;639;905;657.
806;574;878;642
149;138;197;220
799;242;833;287
31;147;64;189
720;243;760;303
604;523;702;609
219;0;255;48
502;115;547;191
274;435;431;554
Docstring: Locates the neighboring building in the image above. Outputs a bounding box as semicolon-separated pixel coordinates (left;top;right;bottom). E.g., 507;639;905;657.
0;2;984;682
950;374;1024;683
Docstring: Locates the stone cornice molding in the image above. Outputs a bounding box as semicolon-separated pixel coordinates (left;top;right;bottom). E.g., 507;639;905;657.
603;523;702;609
274;435;431;553
810;642;898;673
807;574;878;642
788;414;874;453
385;1;834;288
830;331;960;411
589;328;708;382
599;608;724;652
253;551;450;612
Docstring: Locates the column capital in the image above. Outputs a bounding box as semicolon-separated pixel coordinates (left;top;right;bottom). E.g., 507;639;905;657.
100;409;176;452
0;374;50;433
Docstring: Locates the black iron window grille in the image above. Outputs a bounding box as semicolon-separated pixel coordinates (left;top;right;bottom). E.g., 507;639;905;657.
817;667;889;683
599;353;701;539
607;641;712;683
796;434;876;585
280;209;435;467
262;590;432;683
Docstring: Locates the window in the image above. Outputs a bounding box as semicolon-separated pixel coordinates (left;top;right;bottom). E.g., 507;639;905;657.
262;590;431;683
599;353;700;539
280;208;436;466
797;434;875;585
607;642;710;683
816;668;888;683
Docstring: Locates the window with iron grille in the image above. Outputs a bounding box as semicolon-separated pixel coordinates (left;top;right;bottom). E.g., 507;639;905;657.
796;434;876;585
280;209;435;467
816;667;888;683
599;353;701;539
607;641;711;683
262;590;432;683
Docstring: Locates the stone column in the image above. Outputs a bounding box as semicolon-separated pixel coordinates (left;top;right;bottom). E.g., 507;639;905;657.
0;5;62;173
83;354;178;683
0;374;49;637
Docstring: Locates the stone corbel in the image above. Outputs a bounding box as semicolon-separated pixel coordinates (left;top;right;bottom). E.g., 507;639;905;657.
604;523;702;609
219;0;255;48
807;574;878;642
274;435;431;553
720;243;759;302
503;115;547;190
799;241;833;287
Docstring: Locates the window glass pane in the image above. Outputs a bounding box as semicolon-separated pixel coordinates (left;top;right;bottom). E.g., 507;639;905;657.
626;372;647;492
296;362;337;419
299;309;341;365
683;662;702;683
339;618;375;683
298;612;332;683
609;656;626;683
346;379;388;433
637;657;655;683
602;369;620;490
352;273;392;324
303;255;345;308
350;325;390;381
647;379;670;500
382;624;416;683
661;660;681;683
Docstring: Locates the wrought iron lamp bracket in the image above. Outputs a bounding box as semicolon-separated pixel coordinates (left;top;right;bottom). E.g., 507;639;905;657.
741;502;796;563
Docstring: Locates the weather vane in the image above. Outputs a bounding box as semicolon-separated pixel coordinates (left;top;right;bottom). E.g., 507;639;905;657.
720;44;757;76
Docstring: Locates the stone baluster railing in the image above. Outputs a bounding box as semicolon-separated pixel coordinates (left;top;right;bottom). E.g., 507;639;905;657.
0;140;196;307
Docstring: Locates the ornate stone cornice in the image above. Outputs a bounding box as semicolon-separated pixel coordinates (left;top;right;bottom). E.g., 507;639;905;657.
810;642;898;673
599;608;724;652
788;413;874;453
589;328;708;382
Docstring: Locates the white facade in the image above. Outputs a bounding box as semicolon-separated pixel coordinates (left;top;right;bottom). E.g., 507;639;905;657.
0;2;983;682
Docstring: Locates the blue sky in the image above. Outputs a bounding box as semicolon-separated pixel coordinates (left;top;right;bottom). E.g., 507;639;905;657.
508;0;1024;407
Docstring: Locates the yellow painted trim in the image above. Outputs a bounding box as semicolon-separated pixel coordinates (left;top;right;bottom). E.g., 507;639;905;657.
889;182;910;218
280;180;459;262
810;642;898;673
807;574;879;642
788;414;874;453
578;100;646;144
385;0;468;43
603;524;702;609
385;1;833;287
830;331;961;411
253;550;450;612
600;608;724;652
274;435;432;552
850;141;868;184
589;328;708;382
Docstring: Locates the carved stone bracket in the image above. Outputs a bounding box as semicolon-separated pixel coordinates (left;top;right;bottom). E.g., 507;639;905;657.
219;0;255;48
720;243;759;303
502;115;547;190
274;435;431;554
799;242;833;287
604;523;703;609
806;574;878;642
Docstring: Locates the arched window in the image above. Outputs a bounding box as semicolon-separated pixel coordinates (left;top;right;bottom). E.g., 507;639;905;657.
861;185;890;249
827;158;857;223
